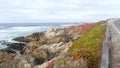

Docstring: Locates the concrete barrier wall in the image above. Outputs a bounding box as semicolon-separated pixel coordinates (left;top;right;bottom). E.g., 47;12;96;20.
101;41;110;68
101;19;120;68
101;23;111;68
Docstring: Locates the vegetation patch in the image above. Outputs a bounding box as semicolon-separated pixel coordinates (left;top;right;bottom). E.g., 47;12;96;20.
68;22;106;68
49;21;106;68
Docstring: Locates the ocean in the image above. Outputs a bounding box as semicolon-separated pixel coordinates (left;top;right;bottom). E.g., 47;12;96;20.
0;23;82;49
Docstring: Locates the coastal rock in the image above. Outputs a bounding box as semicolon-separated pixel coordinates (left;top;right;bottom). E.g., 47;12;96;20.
39;41;72;57
13;32;47;43
46;36;63;44
25;48;49;65
0;51;16;63
13;54;35;68
45;28;64;38
26;41;42;47
32;49;48;60
0;48;16;53
46;35;72;44
0;43;25;53
0;54;36;68
13;36;28;42
24;46;36;54
25;32;46;42
7;43;25;50
24;41;44;54
25;46;48;63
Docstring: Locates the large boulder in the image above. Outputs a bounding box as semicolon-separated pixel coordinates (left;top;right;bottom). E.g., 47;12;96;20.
45;28;64;39
24;47;48;63
32;49;48;60
24;48;49;65
25;32;47;42
24;41;43;54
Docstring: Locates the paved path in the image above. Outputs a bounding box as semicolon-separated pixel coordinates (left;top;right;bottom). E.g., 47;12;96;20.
108;19;120;68
113;19;120;31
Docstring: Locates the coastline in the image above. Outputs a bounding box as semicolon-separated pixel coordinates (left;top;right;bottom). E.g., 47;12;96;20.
0;21;105;68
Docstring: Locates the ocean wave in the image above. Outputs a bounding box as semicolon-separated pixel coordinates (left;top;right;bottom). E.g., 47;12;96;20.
0;26;49;33
11;26;42;31
0;25;52;47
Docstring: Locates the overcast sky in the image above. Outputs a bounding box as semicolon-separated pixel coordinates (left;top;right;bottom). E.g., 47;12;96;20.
0;0;120;23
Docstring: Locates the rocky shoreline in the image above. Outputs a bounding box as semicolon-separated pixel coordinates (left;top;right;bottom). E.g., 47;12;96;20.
0;23;95;68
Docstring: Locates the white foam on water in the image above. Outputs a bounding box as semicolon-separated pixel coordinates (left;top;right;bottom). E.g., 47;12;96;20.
0;43;8;49
0;26;48;32
0;26;50;49
0;25;57;49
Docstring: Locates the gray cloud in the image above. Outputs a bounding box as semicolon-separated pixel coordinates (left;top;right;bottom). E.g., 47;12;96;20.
0;0;120;23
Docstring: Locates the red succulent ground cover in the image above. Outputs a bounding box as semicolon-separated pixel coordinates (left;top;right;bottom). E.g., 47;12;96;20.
71;23;96;35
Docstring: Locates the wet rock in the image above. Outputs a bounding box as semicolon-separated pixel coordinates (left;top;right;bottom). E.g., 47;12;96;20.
0;42;25;54
7;43;25;50
13;36;28;42
0;40;6;44
0;48;16;53
0;40;11;46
